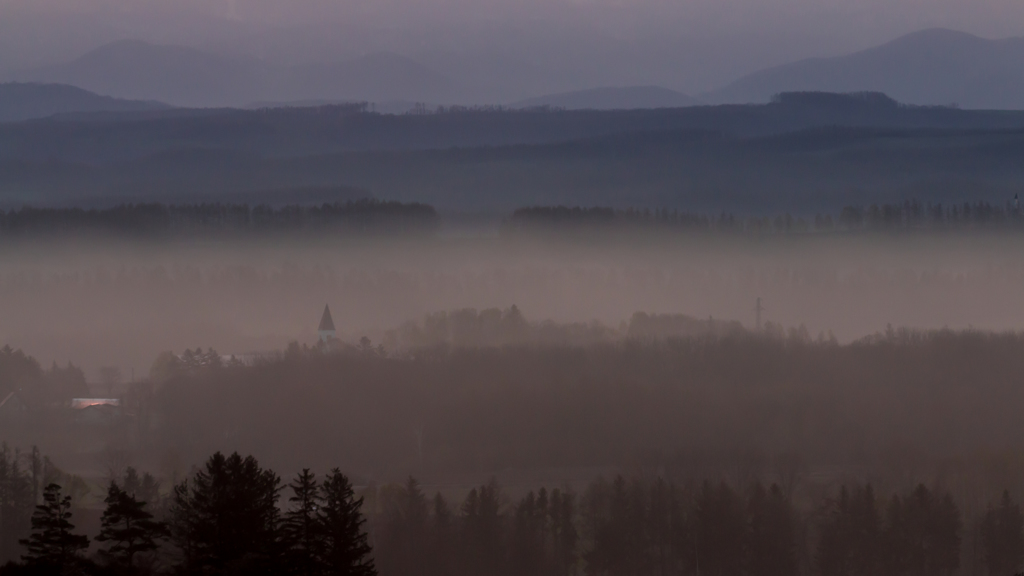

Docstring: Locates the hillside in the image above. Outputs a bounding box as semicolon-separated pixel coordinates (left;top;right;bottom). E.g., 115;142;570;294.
0;93;1023;210
512;86;700;110
10;40;454;108
0;82;168;122
4;93;1024;164
4;125;1024;212
712;29;1024;109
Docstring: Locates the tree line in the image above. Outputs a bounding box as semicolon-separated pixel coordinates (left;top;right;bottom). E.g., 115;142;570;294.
0;200;439;238
6;454;1024;576
1;452;374;576
507;201;1024;234
4;199;1022;240
355;474;1024;576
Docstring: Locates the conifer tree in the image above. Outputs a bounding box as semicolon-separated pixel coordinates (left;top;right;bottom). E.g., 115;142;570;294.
121;467;160;508
693;481;745;576
747;483;797;576
168;452;283;574
319;469;375;576
0;445;34;565
511;491;545;576
429;493;454;576
981;490;1024;576
549;489;578;576
96;482;167;570
19;483;89;571
283;469;324;576
379;476;429;576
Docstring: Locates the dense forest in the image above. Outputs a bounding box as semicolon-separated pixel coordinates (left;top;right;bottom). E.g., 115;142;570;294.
506;201;1024;233
2;199;1024;238
4;93;1024;164
0;450;374;575
2;448;1023;576
0;200;439;238
14;325;1024;482
5;126;1024;211
8;323;1024;573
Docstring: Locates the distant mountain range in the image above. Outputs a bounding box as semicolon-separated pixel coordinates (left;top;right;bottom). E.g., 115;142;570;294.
711;29;1024;109
0;82;168;122
8;40;454;108
512;86;700;110
9;28;1024;111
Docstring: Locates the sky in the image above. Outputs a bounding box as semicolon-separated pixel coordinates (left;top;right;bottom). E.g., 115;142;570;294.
2;0;1024;95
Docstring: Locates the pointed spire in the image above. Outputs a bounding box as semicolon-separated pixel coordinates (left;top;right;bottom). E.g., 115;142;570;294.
318;304;336;332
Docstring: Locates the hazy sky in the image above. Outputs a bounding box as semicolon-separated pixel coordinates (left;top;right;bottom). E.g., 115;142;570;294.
3;0;1024;94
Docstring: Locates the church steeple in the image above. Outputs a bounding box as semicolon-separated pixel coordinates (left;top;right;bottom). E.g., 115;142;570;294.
318;304;336;342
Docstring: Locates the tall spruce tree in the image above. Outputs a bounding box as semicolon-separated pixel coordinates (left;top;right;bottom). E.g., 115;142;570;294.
429;493;454;576
19;483;89;571
378;477;428;576
319;469;375;576
981;491;1024;576
549;489;578;576
283;469;324;576
817;485;881;576
0;445;34;565
96;482;167;570
747;483;797;576
168;452;283;574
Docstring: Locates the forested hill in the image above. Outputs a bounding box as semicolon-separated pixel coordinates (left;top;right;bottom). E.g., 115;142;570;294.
0;82;169;122
7;126;1024;212
5;92;1024;164
6;92;1024;211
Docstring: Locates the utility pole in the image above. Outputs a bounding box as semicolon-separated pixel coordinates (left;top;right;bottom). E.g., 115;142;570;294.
755;297;765;332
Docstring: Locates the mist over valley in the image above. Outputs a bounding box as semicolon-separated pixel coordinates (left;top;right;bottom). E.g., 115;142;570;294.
3;3;1024;575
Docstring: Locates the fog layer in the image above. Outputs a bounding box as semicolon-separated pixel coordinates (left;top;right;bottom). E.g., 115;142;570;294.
2;231;1022;379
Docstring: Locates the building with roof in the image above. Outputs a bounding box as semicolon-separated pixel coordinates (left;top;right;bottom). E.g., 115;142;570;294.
0;390;28;426
70;398;123;426
319;304;336;343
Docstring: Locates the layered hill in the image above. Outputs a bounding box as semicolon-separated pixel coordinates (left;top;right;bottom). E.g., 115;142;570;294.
512;86;700;110
0;82;168;122
712;29;1024;109
10;40;454;108
4;91;1024;165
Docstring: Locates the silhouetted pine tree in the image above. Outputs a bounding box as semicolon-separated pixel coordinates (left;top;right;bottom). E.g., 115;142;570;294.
120;467;160;509
168;452;282;574
882;485;960;576
282;469;323;576
585;476;647;576
378;477;428;576
0;446;34;565
96;482;167;571
428;493;454;576
817;485;881;576
511;491;546;576
693;481;745;576
647;478;676;576
746;483;797;576
19;483;89;572
461;479;505;576
549;488;578;576
319;469;375;576
980;491;1024;576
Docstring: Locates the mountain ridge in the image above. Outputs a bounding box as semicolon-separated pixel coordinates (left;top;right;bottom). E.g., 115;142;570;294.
8;40;455;108
0;82;169;122
710;28;1024;109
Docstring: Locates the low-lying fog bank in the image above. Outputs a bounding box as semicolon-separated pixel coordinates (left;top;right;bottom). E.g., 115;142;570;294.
0;229;1021;377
